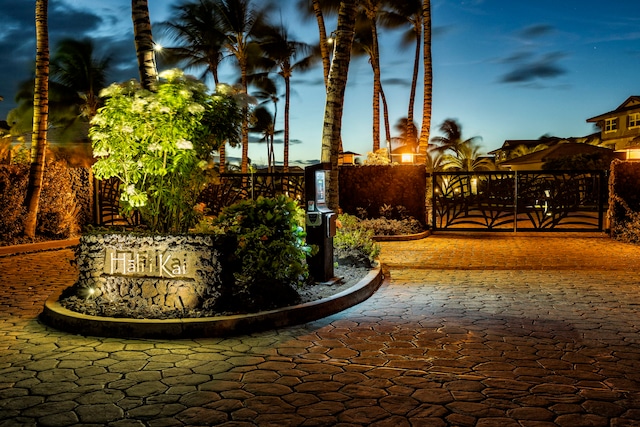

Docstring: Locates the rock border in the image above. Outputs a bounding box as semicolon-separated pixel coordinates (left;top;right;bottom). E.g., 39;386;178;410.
40;267;383;339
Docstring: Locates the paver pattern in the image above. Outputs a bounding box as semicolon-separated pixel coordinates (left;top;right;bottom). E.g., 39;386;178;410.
1;232;640;426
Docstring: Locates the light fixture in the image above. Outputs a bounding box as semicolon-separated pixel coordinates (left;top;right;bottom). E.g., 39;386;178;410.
401;153;413;163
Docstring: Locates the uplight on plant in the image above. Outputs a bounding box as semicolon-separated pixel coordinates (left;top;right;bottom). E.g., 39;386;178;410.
90;69;241;233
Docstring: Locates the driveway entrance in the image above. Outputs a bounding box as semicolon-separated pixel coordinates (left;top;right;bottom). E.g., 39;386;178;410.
432;171;607;232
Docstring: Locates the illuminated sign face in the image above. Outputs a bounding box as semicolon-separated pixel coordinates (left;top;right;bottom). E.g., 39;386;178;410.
315;170;326;205
104;248;196;279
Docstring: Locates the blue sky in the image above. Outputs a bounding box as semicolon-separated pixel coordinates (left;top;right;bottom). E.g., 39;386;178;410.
1;0;640;166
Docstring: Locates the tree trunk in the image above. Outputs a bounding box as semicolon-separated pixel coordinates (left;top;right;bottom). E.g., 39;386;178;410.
240;53;249;173
419;0;432;161
219;143;226;173
284;75;291;172
379;84;391;148
370;16;381;152
321;0;357;211
23;0;49;239
132;0;157;91
312;0;331;89
408;21;421;146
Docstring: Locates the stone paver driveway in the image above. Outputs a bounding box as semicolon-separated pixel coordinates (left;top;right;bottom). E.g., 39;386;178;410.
1;232;640;426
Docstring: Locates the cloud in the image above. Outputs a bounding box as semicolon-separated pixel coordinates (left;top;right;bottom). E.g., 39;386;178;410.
433;25;455;39
499;51;567;84
0;0;139;119
518;24;556;40
382;77;410;87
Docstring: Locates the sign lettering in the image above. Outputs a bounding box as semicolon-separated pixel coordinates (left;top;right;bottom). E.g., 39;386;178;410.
104;248;196;279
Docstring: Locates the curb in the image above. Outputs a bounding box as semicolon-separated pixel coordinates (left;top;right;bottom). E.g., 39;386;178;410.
374;230;431;242
40;267;384;339
0;238;80;257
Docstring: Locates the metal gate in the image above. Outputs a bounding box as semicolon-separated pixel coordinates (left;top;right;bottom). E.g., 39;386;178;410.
432;170;607;232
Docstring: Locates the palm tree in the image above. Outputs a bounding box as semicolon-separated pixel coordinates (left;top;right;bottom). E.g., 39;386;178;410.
430;118;480;155
23;0;49;239
249;105;281;170
426;150;444;173
419;0;432;161
257;21;314;171
213;0;271;173
352;11;387;150
358;0;384;152
159;0;225;86
392;117;418;153
383;0;422;146
132;0;158;90
8;38;110;138
49;38;110;119
321;0;358;210
251;76;280;171
296;0;341;88
441;141;494;172
508;143;549;159
159;0;231;170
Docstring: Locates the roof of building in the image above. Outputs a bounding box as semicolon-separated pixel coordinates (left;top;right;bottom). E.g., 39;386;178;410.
499;142;613;167
586;95;640;122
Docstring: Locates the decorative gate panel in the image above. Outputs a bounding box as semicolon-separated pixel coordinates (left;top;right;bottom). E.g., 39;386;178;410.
432;171;606;232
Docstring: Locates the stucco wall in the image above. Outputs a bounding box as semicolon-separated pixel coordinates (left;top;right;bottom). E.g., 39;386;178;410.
339;165;428;226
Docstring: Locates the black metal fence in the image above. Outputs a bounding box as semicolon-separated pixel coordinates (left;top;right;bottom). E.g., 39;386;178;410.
96;169;608;232
95;172;305;226
432;170;607;231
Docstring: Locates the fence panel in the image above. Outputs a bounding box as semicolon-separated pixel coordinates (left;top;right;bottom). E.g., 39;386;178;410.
432;170;606;232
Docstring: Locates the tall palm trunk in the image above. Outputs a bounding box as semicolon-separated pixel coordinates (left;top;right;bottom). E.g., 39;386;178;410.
321;0;357;210
379;85;391;147
23;0;49;239
407;19;421;146
419;0;432;159
312;0;331;88
370;18;382;151
219;144;227;172
239;43;249;173
284;75;291;171
132;0;158;90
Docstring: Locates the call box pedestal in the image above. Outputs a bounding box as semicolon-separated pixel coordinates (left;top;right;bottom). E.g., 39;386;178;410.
305;164;337;283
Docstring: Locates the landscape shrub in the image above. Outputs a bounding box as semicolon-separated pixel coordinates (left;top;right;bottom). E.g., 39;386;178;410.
206;195;314;312
0;161;80;243
609;194;640;244
355;204;425;235
334;213;381;268
90;69;242;233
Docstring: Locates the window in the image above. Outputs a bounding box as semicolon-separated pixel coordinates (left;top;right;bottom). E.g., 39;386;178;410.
605;118;618;133
629;113;640;129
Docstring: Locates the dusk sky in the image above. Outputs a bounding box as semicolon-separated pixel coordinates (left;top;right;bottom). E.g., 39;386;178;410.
1;0;640;166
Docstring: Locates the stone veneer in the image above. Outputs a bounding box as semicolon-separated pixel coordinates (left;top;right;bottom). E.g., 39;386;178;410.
71;233;225;314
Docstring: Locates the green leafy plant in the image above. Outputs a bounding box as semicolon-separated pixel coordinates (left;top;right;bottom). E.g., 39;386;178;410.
353;204;425;235
208;195;315;312
334;213;381;268
358;217;424;235
90;69;241;233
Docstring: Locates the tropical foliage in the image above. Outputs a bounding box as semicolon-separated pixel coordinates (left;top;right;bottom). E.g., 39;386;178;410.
429;118;493;172
334;213;381;268
8;38;110;137
90;69;241;233
208;195;315;311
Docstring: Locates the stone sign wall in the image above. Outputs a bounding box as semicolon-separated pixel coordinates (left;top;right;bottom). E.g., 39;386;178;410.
73;233;226;314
